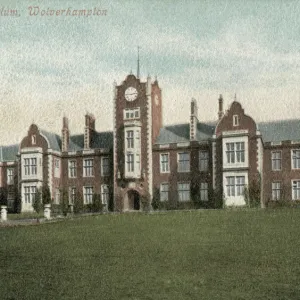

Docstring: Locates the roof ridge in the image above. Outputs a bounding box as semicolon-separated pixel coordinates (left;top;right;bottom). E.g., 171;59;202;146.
258;119;299;125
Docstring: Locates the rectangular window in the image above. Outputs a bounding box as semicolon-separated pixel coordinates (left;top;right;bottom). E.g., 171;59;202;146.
69;187;76;204
236;176;245;196
101;185;109;205
233;115;239;126
124;108;140;120
24;158;37;176
272;182;281;201
135;130;141;148
7;193;14;209
226;176;246;197
271;151;281;171
160;183;169;201
54;158;60;168
24;186;30;203
84;186;94;204
7;168;14;185
126;154;134;172
101;157;110;176
200;182;208;201
292;181;300;200
24;186;36;204
69;160;77;178
199;151;209;171
83;159;94;177
126;130;134;148
226;142;245;164
236;143;245;163
178;152;190;172
178;182;190;202
226;143;235;163
160;153;169;173
226;176;235;196
31;158;37;175
292;150;300;169
55;188;60;204
136;154;141;174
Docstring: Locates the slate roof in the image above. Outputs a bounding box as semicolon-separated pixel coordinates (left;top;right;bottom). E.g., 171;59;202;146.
40;130;62;152
258;119;300;143
0;144;19;162
155;122;216;144
68;131;113;151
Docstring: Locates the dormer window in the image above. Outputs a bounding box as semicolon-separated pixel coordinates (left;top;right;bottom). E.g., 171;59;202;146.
233;115;239;126
32;135;36;145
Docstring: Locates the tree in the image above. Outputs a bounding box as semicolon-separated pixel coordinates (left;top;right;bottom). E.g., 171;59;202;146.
0;187;8;206
60;188;69;216
151;187;161;210
42;184;51;205
32;188;42;213
14;187;21;213
244;177;261;208
92;193;103;212
74;191;83;214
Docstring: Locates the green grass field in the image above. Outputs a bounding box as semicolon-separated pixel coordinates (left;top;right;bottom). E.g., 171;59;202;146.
1;209;300;300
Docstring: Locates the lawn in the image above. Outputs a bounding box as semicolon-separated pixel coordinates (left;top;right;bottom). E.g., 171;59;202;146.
1;209;300;300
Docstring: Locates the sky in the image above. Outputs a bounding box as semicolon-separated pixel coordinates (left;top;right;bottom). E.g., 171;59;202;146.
0;0;300;145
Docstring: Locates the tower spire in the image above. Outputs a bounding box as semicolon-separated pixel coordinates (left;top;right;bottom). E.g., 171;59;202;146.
137;46;141;79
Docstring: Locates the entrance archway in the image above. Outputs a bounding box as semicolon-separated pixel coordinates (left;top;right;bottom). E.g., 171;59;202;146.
125;190;140;211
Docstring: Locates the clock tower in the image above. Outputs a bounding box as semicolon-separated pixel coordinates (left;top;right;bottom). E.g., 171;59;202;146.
113;73;162;211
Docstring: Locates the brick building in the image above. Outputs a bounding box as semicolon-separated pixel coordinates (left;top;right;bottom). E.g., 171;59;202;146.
1;73;300;212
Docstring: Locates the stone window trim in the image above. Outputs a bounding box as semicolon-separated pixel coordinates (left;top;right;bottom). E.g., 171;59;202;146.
7;168;14;185
291;149;300;170
101;184;109;205
83;186;94;204
101;157;110;177
160;182;169;202
83;158;94;177
177;152;190;173
199;151;209;172
160;153;170;173
272;181;281;201
271;151;282;171
68;160;77;178
226;176;245;197
178;182;190;202
233;115;239;127
200;182;209;201
124;107;140;120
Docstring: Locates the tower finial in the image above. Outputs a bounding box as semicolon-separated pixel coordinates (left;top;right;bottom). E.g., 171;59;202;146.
137;46;141;79
234;93;237;101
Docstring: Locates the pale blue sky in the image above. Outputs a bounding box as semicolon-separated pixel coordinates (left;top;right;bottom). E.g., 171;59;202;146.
0;0;300;145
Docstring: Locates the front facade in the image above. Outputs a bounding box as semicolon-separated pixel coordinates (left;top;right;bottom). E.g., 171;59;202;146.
1;73;300;212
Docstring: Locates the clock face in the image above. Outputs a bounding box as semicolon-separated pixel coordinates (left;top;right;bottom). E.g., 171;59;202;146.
125;87;138;102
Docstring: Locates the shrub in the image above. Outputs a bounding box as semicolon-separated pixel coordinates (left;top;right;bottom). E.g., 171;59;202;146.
74;191;84;214
92;193;104;212
0;187;7;206
60;189;69;216
42;184;51;205
32;189;43;213
151;188;161;210
141;193;151;212
244;178;261;208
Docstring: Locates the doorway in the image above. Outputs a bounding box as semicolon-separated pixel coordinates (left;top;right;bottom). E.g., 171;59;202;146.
127;190;140;211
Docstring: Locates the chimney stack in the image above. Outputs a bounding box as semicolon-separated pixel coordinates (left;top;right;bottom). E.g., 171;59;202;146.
84;113;95;149
61;116;69;152
218;94;224;120
190;98;198;141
